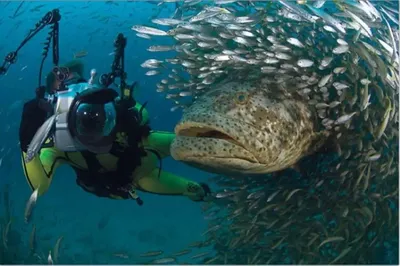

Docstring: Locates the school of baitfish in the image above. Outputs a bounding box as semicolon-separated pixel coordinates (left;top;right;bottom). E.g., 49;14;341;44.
131;0;399;264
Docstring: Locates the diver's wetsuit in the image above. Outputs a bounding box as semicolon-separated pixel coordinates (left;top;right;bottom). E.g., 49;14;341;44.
19;96;210;202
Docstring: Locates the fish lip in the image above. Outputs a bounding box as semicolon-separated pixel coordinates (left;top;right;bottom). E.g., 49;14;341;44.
174;122;258;163
175;121;246;149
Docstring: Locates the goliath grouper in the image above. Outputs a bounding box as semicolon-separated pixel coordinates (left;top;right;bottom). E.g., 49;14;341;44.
170;81;329;175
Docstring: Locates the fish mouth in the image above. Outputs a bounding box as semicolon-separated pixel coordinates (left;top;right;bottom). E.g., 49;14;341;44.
176;124;247;151
172;122;260;170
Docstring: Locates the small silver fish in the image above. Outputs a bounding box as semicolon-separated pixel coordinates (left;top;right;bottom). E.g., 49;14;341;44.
318;74;332;87
151;18;182;26
337;38;348;46
346;10;372;37
24;188;39;223
215;190;237;198
333;45;349;54
145;70;160;76
334;112;357;125
333;82;349;90
179;91;193;97
147;45;175;52
151;257;176;264
131;25;168;36
329;101;341;108
287;37;305;48
313;0;326;8
190;10;219;23
25;114;57;163
307;5;346;33
333;67;346;74
136;33;151;39
170;106;180;112
214;54;231;61
367;153;381;161
141;59;163;68
297;59;314;67
320;57;333;68
48;250;53;265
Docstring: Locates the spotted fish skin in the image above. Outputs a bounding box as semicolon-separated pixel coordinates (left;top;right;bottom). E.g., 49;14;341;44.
171;81;327;174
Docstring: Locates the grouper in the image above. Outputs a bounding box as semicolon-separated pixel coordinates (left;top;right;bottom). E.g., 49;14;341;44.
170;81;329;175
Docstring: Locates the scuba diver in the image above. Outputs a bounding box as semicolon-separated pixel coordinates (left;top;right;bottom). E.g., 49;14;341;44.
0;9;211;205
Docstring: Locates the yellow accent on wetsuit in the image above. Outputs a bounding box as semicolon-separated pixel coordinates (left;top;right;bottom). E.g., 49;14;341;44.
21;102;206;201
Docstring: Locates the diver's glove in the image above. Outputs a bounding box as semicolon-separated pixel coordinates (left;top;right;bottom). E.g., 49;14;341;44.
190;182;212;202
200;182;211;197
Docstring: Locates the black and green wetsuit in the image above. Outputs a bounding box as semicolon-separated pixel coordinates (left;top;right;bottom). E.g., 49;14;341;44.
19;61;210;202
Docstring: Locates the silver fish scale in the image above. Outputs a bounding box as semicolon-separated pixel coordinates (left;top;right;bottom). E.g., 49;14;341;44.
137;0;399;264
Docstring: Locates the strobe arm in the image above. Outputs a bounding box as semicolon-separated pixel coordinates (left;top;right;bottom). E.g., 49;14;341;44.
0;9;61;76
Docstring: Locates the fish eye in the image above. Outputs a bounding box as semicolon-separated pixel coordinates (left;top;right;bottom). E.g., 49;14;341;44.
235;92;249;105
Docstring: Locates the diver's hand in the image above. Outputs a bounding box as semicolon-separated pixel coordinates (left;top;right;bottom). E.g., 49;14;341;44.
189;182;212;202
200;182;212;200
